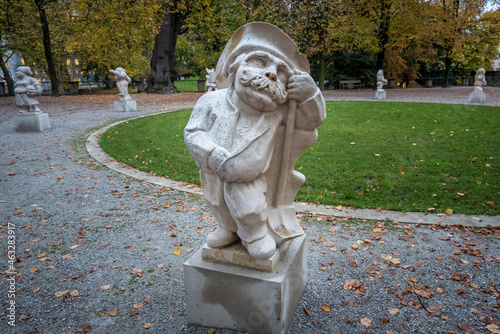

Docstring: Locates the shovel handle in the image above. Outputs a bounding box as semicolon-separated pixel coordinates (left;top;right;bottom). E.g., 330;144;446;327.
275;99;297;207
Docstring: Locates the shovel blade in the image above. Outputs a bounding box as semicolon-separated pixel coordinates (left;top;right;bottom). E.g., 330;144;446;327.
267;205;304;240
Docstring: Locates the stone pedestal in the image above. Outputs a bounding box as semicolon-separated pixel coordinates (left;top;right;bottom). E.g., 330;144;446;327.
114;100;137;112
184;234;307;334
14;113;51;132
375;90;386;100
469;92;486;103
202;240;291;272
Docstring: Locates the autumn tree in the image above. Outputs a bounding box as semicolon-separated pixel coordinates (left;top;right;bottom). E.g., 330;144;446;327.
288;0;347;90
428;0;490;86
176;0;289;78
70;0;163;80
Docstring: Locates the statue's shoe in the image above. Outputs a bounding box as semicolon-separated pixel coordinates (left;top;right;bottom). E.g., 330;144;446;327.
207;227;239;248
245;234;276;260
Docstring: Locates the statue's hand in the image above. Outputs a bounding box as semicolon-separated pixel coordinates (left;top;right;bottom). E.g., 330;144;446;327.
208;146;229;172
287;71;317;103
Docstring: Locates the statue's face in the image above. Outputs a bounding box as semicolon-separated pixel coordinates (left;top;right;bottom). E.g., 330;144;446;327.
16;69;25;79
234;51;291;112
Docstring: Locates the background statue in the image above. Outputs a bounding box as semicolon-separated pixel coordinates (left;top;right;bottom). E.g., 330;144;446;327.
474;68;487;93
14;66;43;114
377;69;387;91
184;22;326;260
109;67;133;100
205;68;217;92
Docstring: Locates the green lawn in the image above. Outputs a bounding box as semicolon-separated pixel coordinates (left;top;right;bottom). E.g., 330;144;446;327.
99;102;500;216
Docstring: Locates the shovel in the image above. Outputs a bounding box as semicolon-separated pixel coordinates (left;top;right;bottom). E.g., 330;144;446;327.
267;99;304;241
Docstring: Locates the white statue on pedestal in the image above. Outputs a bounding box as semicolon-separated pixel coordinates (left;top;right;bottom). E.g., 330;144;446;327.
14;66;43;114
377;69;387;91
184;22;326;260
469;68;487;103
205;68;217;92
110;67;133;101
474;68;486;93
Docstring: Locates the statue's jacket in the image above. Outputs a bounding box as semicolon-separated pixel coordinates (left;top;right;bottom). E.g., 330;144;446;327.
184;87;326;210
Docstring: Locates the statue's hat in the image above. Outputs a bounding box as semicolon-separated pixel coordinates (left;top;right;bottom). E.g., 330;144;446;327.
215;22;309;89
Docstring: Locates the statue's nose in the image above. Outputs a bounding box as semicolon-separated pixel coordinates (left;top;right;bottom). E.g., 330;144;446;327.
265;68;277;81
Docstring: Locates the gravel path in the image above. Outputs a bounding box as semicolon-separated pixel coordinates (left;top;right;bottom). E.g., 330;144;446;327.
0;90;499;334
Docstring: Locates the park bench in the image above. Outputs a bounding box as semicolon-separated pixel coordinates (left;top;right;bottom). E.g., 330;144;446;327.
339;80;365;90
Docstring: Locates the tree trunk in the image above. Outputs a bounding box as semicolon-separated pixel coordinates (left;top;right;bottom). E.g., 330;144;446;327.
34;0;60;97
376;0;391;85
318;51;325;91
443;53;452;87
0;48;15;96
147;1;181;94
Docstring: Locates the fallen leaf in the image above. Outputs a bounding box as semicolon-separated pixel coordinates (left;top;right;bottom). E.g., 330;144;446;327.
144;323;151;329
18;314;29;321
321;304;331;312
29;266;39;273
108;309;119;317
173;247;182;255
131;268;143;277
133;303;143;309
55;290;69;297
101;284;111;291
388;308;399;315
130;309;139;317
69;290;79;297
486;324;500;333
303;305;312;316
145;297;153;303
360;317;372;327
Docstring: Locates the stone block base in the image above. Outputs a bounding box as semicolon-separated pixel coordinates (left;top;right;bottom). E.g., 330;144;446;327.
469;92;486;103
14;113;51;132
114;100;137;112
375;90;386;100
184;234;307;334
201;240;290;272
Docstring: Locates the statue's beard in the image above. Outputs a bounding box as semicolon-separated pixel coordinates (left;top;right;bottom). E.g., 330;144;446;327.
238;69;288;105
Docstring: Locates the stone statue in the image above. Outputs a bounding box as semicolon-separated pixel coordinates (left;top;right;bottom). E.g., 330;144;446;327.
376;69;387;91
110;67;133;101
469;68;487;103
205;68;217;92
473;68;487;93
14;66;43;114
184;22;326;260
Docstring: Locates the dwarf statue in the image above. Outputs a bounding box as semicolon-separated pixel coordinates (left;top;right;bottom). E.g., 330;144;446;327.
14;66;43;114
184;22;326;260
376;69;387;91
474;68;487;93
110;67;133;101
205;68;217;92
